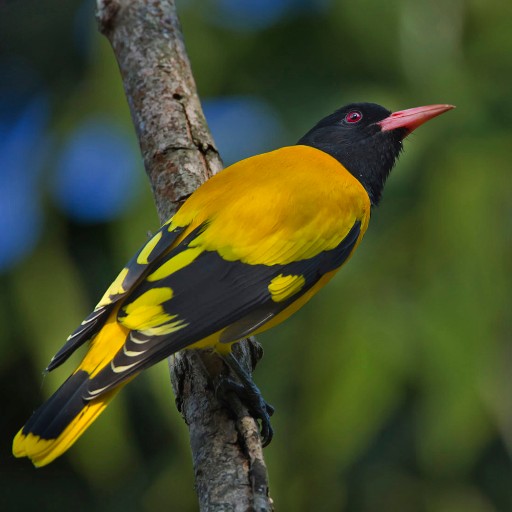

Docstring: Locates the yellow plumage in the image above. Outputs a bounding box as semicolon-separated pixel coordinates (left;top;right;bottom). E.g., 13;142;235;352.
14;98;455;467
171;146;369;265
13;144;370;467
13;306;131;467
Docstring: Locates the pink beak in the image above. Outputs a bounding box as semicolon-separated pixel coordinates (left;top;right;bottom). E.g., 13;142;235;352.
378;104;455;135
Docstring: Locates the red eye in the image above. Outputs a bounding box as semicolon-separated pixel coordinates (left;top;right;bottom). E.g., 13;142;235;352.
345;110;362;123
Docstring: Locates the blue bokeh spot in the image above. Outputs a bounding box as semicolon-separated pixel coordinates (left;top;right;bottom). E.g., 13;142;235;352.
203;96;285;165
0;92;49;272
52;118;140;223
209;0;294;31
202;0;331;31
0;179;42;272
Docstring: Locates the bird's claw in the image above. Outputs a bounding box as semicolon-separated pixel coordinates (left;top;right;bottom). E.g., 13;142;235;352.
216;377;274;447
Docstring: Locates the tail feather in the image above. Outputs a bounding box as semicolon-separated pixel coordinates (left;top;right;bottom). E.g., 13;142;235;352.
13;306;132;467
46;305;111;372
13;370;126;467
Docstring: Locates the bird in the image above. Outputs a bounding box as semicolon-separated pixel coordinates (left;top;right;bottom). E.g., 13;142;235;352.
13;101;454;467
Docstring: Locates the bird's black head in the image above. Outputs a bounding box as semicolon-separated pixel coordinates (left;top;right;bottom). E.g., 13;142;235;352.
298;102;454;205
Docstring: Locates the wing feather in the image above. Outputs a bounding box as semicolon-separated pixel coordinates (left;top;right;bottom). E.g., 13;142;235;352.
85;220;362;397
47;223;186;371
56;145;370;397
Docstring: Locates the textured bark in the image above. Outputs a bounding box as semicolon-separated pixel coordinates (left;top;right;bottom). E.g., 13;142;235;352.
95;1;272;510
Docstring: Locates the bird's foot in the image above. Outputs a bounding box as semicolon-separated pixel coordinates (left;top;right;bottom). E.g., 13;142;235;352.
216;353;274;447
216;376;274;446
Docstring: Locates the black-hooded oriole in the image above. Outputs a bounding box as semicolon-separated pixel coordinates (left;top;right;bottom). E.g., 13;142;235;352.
13;102;454;466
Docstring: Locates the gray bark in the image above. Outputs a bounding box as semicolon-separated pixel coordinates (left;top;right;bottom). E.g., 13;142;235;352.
95;1;272;510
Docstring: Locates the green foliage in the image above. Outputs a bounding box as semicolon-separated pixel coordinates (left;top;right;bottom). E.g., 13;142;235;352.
2;1;511;510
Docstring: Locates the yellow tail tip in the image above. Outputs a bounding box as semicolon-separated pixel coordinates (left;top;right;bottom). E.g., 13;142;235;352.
12;428;27;458
13;382;126;467
12;429;59;468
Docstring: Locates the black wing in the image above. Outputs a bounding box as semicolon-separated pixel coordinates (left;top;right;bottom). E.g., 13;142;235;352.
85;221;361;398
47;223;185;371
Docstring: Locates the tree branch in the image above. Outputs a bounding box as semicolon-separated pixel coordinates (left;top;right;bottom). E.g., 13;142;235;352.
95;0;272;510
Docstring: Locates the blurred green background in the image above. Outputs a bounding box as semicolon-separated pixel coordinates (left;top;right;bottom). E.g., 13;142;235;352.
1;0;511;510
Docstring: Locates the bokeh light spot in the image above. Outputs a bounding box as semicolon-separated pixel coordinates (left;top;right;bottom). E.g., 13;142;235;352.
52;118;141;223
203;96;286;165
0;91;49;272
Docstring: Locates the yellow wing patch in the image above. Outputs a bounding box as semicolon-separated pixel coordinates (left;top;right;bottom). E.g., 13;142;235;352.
136;231;163;265
119;287;188;336
121;287;175;331
140;318;189;337
268;274;306;303
147;246;203;282
96;267;130;308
